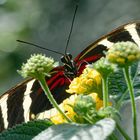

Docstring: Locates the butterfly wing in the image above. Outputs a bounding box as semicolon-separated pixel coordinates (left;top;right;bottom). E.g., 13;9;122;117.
0;67;71;131
75;21;140;65
0;78;32;131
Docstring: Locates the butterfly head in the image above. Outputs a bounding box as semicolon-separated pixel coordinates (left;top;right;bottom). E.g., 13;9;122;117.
61;53;77;79
61;53;72;63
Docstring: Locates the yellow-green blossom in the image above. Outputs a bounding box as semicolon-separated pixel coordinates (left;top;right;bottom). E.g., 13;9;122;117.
66;67;102;96
106;41;140;67
91;57;116;79
18;54;59;79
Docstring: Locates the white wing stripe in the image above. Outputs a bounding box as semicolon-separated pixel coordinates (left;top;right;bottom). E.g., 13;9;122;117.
98;38;113;48
125;23;140;47
0;94;8;129
23;80;35;122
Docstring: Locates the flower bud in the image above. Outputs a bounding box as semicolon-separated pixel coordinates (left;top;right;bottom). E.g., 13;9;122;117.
73;95;96;116
91;57;116;79
18;54;59;79
106;41;140;67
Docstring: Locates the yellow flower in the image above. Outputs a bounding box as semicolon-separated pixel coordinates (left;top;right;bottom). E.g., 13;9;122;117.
89;93;103;110
50;94;78;124
50;113;66;124
66;67;102;96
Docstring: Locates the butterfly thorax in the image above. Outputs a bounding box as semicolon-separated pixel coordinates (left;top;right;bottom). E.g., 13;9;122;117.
61;53;78;79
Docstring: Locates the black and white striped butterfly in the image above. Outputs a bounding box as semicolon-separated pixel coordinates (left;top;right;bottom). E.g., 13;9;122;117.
0;21;140;132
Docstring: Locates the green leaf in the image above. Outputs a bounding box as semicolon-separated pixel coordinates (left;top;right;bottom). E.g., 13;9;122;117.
0;120;53;140
108;68;127;100
33;118;115;140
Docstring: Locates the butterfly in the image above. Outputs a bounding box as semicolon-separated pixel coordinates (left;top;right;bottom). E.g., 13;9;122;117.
0;21;140;132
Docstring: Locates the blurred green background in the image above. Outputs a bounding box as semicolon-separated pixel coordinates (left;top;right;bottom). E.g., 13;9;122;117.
0;0;140;94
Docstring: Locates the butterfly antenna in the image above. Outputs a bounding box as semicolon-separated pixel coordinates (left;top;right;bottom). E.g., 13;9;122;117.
65;4;78;54
17;40;64;56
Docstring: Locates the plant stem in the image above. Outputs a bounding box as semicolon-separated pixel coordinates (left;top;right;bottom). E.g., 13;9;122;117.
38;75;72;123
116;63;138;110
102;77;108;107
116;122;132;140
109;133;119;140
123;67;138;140
83;116;93;124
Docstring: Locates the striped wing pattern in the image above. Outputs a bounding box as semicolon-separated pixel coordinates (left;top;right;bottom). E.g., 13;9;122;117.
1;21;140;132
0;68;70;131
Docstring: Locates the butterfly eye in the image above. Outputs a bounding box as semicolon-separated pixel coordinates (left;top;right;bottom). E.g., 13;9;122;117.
61;56;66;63
67;53;72;59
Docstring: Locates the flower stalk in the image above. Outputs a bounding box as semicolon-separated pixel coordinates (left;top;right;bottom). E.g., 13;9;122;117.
92;57;115;108
116;122;132;140
102;77;108;108
123;66;138;140
38;75;72;123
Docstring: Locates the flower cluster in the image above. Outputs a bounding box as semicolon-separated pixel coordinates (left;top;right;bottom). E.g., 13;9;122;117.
18;54;59;79
106;41;140;67
66;67;102;97
91;57;116;79
49;66;105;124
